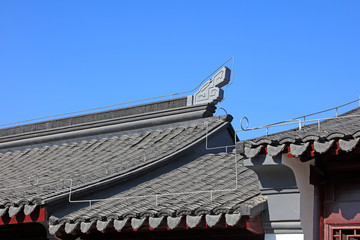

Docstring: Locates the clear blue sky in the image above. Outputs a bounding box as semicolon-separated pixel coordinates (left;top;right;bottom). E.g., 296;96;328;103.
1;0;360;139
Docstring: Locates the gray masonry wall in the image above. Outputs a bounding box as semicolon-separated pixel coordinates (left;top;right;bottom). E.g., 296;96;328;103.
243;154;303;235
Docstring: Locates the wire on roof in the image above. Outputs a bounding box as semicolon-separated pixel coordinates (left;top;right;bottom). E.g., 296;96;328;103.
0;57;234;129
236;97;360;138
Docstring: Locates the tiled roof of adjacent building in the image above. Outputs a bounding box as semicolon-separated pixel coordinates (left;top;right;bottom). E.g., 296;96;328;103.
49;153;266;236
237;106;360;159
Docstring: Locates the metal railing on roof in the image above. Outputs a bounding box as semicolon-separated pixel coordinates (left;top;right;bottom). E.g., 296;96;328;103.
0;57;235;129
237;97;360;137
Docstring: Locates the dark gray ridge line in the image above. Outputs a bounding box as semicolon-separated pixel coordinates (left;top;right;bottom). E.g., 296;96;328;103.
42;120;231;206
0;115;231;154
0;103;216;150
0;102;213;142
0;97;188;134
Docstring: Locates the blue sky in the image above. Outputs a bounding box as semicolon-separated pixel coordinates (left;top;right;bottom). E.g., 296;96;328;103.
1;0;360;139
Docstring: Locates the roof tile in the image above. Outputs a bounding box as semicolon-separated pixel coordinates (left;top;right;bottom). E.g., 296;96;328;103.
49;152;265;235
238;106;360;158
0;116;232;215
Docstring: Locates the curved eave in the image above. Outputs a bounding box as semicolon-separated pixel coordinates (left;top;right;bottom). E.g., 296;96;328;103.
50;201;266;238
237;134;360;161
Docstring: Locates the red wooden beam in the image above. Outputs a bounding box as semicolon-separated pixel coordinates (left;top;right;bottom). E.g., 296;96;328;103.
287;145;294;158
245;214;264;234
310;143;316;157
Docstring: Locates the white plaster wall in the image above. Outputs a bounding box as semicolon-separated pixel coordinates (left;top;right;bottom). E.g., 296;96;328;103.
265;233;304;240
282;155;314;240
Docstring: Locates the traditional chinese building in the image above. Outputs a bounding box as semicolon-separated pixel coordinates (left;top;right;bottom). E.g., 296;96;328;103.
238;104;360;240
1;66;360;240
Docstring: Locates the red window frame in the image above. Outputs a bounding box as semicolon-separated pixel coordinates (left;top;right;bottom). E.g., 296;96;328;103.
326;224;360;240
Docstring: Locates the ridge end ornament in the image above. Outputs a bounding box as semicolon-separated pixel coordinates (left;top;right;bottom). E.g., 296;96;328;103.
187;66;231;106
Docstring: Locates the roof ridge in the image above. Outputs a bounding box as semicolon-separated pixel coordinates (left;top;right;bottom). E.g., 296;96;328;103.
0;104;222;151
0;99;215;140
0;114;231;153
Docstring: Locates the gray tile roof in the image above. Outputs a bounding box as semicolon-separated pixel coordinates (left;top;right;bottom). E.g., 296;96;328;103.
0;116;232;217
237;107;360;159
48;153;266;235
0;112;266;237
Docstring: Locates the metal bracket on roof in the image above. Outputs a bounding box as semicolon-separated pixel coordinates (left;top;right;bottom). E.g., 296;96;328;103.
187;67;231;106
29;174;39;186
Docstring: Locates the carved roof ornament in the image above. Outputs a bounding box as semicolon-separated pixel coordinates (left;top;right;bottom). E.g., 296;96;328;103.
187;67;231;106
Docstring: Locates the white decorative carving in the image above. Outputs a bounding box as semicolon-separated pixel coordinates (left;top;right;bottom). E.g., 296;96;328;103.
194;79;223;105
188;67;231;106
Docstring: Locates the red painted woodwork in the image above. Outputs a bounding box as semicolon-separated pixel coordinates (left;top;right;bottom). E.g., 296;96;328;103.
286;140;355;161
323;202;360;239
246;214;264;234
325;212;360;226
0;206;45;225
312;148;360;240
332;141;342;156
310;143;316;157
321;178;360;240
287;146;294;158
328;225;360;240
25;207;45;222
